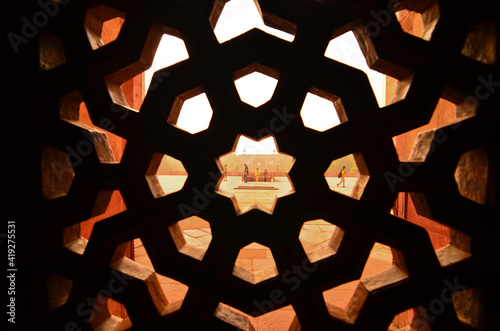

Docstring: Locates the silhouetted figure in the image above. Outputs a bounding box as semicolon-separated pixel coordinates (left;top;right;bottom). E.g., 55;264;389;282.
337;166;346;187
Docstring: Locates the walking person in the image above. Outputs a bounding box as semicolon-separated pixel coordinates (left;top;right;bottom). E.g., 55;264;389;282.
337;166;346;187
244;164;249;183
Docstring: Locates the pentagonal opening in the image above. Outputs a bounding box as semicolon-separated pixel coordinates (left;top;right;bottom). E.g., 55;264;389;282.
389;306;429;330
454;147;491;206
215;302;297;330
60;92;126;163
300;88;346;132
394;1;440;41
168;216;212;261
41;146;75;200
101;25;186;113
233;64;279;107
90;294;131;330
324;31;386;107
167;88;213;134
132;238;190;308
105;73;144;113
84;5;126;50
145;33;189;91
110;242;188;317
299;219;345;263
324;152;369;200
461;20;496;65
451;288;484;329
323;243;407;324
325;29;414;108
398;192;471;267
146;153;188;198
210;0;295;43
232;242;279;284
394;97;473;162
216;135;295;215
63;191;126;255
47;274;73;313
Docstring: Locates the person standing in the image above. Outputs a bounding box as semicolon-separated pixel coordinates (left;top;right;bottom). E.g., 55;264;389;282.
263;169;268;182
337;166;346;187
255;168;260;182
224;164;228;181
244;164;249;183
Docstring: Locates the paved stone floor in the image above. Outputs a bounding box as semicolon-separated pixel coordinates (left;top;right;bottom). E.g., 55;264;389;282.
135;175;403;329
217;176;294;213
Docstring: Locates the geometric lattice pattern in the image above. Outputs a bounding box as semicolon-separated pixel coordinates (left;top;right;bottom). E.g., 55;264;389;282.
18;0;499;329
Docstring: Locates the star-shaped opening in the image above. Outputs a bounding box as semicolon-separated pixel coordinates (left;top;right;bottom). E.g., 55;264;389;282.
216;135;295;215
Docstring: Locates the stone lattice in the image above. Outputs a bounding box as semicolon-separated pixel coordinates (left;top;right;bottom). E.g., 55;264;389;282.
38;0;499;330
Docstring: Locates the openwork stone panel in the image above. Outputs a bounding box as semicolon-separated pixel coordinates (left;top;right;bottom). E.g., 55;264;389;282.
36;0;499;330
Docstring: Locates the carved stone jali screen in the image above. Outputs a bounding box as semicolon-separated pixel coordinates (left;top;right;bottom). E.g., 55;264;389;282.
16;0;500;329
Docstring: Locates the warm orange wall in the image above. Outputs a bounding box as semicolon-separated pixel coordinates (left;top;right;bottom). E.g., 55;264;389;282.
390;11;452;250
78;16;142;320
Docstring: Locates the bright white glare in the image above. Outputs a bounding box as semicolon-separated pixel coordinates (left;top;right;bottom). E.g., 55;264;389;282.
235;136;276;155
145;34;189;90
235;72;278;107
147;7;383;134
324;31;385;107
301;93;341;132
176;93;213;134
213;0;294;43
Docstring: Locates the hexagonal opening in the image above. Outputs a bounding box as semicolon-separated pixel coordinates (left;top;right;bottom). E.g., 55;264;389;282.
168;216;212;261
233;64;279;107
210;0;295;43
215;302;297;330
232;242;279;284
146;153;188;198
145;33;189;91
167;88;213;134
63;190;125;255
324;152;369;200
300;88;346;132
299;219;345;263
323;243;407;324
394;2;440;41
84;5;126;50
216;135;295;215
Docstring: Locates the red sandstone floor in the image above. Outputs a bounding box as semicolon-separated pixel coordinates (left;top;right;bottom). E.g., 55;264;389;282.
131;218;407;330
